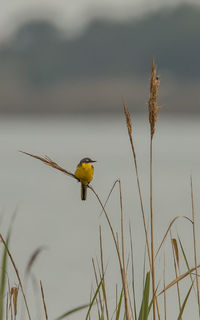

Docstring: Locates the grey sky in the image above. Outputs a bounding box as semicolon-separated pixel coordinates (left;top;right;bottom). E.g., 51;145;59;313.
1;0;199;39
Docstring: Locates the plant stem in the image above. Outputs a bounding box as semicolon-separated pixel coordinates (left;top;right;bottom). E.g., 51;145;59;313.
150;137;156;320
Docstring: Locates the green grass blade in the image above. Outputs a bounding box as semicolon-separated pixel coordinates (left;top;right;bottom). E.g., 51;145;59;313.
55;304;90;320
138;272;150;320
146;283;159;317
177;282;193;320
85;278;103;320
116;289;123;320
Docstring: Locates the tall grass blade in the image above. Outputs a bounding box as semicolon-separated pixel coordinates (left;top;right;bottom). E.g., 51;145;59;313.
138;272;150;320
85;278;103;320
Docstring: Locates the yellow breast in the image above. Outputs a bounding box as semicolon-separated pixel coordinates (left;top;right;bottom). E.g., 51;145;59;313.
74;163;94;184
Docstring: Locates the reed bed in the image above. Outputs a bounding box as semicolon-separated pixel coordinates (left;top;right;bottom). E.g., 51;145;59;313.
0;60;200;319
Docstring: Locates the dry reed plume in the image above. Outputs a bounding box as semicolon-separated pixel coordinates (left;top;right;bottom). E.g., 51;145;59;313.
19;151;79;181
149;59;163;139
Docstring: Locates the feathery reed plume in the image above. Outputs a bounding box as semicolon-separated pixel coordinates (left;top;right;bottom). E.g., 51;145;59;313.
20;151;79;181
149;59;162;139
123;98;132;137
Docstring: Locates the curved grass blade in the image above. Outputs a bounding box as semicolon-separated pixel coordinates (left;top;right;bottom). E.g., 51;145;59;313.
54;304;89;320
155;216;193;260
138;272;150;320
177;282;194;320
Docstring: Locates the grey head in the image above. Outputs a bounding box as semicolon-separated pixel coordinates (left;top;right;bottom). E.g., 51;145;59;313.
79;157;96;164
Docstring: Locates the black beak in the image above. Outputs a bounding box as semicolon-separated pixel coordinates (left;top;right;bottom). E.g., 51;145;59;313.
91;160;96;163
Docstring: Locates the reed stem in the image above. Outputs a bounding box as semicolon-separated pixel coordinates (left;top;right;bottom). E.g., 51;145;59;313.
150;137;156;320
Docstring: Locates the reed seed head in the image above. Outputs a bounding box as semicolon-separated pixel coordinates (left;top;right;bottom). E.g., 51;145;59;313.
149;59;162;138
122;97;132;137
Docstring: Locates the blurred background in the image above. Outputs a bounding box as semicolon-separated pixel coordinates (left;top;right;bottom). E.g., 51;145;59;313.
0;0;200;114
1;1;200;319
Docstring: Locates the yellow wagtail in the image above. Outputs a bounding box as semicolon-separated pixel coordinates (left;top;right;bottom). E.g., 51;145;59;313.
74;157;96;200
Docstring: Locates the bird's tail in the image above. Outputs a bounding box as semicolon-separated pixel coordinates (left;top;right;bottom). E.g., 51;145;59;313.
81;183;87;201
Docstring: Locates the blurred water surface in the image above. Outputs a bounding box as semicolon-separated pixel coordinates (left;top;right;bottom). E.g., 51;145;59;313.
0;114;200;319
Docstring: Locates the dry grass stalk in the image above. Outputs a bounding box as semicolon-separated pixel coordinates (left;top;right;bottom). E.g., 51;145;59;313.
148;60;164;320
20;151;79;181
127;281;135;320
190;176;200;312
40;281;48;320
163;253;167;320
99;226;109;320
159;264;200;296
123;96;161;319
0;234;31;320
119;180;130;320
122;98;152;271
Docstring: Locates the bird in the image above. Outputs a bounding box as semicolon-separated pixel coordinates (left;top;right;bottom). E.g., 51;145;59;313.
74;157;96;200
